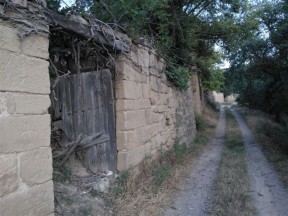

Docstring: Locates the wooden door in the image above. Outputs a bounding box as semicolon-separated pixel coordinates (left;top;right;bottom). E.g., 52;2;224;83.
51;69;116;173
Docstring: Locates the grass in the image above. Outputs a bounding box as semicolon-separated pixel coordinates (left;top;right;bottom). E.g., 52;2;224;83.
238;107;288;188
111;106;219;216
210;110;256;216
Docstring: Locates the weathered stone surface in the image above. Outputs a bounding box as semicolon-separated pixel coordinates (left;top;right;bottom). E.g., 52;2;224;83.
0;180;54;216
116;130;141;151
117;146;145;171
0;154;19;198
0;115;50;153
191;73;202;114
142;83;151;99
115;45;198;171
116;99;150;111
19;147;53;186
11;0;27;7
0;50;50;94
116;110;147;130
22;34;49;60
116;61;148;83
137;46;149;68
145;109;164;124
14;94;50;114
115;80;143;99
0;24;21;53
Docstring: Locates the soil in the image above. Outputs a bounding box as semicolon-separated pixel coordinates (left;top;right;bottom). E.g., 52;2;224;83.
163;108;226;216
163;107;288;216
231;108;288;216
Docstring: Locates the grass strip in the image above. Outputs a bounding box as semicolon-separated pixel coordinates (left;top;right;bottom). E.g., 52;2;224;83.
111;106;219;216
240;108;288;188
210;109;256;216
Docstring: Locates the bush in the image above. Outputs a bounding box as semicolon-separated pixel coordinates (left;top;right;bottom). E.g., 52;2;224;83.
166;67;190;90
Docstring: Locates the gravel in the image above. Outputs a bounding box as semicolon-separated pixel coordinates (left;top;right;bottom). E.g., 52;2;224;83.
163;108;226;216
231;108;288;216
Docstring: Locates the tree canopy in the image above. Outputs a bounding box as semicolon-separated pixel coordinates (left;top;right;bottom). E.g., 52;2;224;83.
223;0;288;120
48;0;253;90
48;0;288;118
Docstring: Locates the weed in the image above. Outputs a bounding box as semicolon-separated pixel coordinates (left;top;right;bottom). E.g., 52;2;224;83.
79;206;92;216
112;105;219;216
53;164;71;182
195;114;206;131
112;170;130;196
240;108;288;187
194;135;208;145
173;143;187;164
63;196;73;206
207;99;220;111
89;189;100;197
210;110;256;216
152;163;172;188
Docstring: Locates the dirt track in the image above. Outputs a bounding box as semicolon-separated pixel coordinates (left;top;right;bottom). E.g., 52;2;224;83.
163;107;288;216
231;108;288;216
164;108;226;216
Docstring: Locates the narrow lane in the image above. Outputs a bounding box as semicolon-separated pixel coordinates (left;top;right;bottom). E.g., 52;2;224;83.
231;108;288;216
164;108;226;216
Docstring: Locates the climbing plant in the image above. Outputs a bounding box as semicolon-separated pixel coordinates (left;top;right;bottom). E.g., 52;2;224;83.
47;0;252;90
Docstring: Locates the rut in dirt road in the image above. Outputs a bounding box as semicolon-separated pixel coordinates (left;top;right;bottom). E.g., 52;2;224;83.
231;108;288;216
163;108;226;216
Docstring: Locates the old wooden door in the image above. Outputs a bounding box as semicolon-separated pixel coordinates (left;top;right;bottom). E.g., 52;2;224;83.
51;69;116;173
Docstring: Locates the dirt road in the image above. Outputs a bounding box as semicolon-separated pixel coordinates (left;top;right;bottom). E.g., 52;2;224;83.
231;108;288;216
163;107;288;216
164;108;226;216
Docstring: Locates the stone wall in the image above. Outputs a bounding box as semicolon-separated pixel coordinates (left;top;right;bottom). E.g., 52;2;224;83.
115;45;197;171
208;91;224;103
191;72;203;114
0;20;54;215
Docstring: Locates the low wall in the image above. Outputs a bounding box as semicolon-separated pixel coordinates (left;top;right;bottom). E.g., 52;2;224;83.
115;45;197;171
0;20;54;216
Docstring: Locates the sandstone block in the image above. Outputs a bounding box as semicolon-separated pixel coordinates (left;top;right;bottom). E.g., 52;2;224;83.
116;61;148;83
0;24;21;53
13;94;50;114
116;110;147;130
142;83;151;99
19;147;53;186
116;130;141;151
117;146;145;171
150;68;162;77
152;105;168;113
144;122;162;140
22;34;49;59
137;46;150;69
0;154;19;198
149;52;158;68
146;109;164;124
115;80;143;99
0;180;54;216
0;115;50;153
116;99;150;111
0;50;50;94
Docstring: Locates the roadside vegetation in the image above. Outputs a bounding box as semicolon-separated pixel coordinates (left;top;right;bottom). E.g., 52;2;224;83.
111;105;219;216
238;107;288;188
210;109;256;216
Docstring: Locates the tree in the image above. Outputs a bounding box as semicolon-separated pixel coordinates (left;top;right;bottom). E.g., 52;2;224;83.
224;0;288;120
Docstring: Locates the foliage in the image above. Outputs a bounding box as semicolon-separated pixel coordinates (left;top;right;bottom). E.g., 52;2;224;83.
166;66;190;89
47;0;251;90
152;163;172;187
195;114;206;131
224;0;288;119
